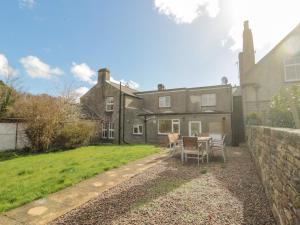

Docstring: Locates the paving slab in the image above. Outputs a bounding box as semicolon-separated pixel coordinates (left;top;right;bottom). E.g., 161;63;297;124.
0;151;168;225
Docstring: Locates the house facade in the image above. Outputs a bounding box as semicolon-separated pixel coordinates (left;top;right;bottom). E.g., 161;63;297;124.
81;69;233;145
239;21;300;123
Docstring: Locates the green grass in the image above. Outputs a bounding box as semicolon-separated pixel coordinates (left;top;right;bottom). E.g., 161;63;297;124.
0;145;159;212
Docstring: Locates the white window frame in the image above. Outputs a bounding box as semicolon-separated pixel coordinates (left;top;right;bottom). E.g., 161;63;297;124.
159;96;171;108
102;122;114;139
158;119;180;135
133;124;143;135
102;123;108;139
201;93;216;106
284;57;300;82
105;97;114;112
108;122;114;139
188;121;202;137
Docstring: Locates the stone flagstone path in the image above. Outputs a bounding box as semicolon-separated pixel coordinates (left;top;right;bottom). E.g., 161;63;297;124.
0;151;168;225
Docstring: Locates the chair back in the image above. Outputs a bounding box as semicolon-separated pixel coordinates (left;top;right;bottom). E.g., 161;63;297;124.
183;136;198;150
168;133;179;144
210;133;222;141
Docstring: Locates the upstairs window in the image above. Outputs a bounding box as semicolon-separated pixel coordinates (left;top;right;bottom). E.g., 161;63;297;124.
201;94;216;106
133;124;143;135
106;97;114;112
159;96;171;108
284;57;300;82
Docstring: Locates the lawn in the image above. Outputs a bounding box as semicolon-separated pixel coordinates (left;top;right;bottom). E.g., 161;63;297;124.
0;145;160;212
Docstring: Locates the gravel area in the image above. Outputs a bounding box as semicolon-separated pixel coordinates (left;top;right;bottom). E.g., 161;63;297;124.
51;147;275;225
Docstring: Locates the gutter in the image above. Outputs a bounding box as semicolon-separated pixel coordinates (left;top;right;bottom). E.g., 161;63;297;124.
138;111;232;117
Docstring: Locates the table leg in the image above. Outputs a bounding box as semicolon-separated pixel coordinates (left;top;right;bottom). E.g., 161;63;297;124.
206;141;209;163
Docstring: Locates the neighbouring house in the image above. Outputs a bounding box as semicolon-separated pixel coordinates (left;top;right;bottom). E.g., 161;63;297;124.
239;21;300;123
81;69;233;145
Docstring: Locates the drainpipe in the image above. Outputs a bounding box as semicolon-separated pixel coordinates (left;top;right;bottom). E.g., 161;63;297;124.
122;93;130;144
118;82;122;145
144;115;147;143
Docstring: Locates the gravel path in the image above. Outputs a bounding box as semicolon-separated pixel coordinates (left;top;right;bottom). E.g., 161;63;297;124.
51;147;275;225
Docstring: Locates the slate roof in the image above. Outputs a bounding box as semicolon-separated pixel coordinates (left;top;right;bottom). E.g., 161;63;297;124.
108;81;139;97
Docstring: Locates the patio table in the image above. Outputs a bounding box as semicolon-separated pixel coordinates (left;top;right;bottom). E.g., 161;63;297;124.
197;136;212;163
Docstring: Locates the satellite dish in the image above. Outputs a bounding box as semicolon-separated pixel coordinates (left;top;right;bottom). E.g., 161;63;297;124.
221;76;228;85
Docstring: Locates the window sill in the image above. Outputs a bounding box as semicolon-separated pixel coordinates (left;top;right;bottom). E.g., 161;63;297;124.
132;133;143;136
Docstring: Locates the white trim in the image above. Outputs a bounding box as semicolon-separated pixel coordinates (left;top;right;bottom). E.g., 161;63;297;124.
108;122;114;139
133;124;143;135
101;123;107;138
201;93;216;106
159;96;171;108
105;97;114;112
102;122;114;139
189;121;202;137
157;119;180;135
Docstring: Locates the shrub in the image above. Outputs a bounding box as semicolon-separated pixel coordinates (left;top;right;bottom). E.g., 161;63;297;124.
10;94;78;152
246;112;262;125
269;86;300;128
55;122;95;149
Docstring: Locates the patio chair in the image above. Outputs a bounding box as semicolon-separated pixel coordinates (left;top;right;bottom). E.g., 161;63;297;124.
167;133;180;156
182;136;203;165
211;134;226;162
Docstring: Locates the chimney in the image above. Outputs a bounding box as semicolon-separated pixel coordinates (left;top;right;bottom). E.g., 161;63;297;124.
98;68;110;84
239;20;255;84
157;84;165;91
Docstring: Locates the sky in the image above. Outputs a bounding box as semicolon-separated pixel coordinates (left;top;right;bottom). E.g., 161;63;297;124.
0;0;299;97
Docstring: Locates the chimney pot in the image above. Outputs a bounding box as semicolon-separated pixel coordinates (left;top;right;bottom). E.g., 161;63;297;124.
158;84;165;91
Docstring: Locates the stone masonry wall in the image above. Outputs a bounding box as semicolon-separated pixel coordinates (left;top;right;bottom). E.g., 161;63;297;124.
246;126;300;225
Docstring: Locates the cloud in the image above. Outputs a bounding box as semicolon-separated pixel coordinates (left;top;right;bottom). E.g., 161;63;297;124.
225;0;300;52
71;62;96;85
0;54;18;79
20;56;63;79
111;77;140;90
19;0;36;9
154;0;220;24
73;86;89;102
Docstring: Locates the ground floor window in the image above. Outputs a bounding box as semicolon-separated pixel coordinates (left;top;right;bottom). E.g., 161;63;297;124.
102;122;114;139
158;119;180;134
189;121;202;137
133;124;143;135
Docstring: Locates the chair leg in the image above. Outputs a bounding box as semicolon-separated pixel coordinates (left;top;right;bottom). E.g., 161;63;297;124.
207;152;209;163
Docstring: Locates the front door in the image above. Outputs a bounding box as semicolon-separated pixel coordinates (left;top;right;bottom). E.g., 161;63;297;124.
189;121;202;137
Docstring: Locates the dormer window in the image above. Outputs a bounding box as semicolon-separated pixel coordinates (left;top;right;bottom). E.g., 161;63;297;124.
106;97;114;112
284;57;300;82
201;94;216;106
159;96;171;108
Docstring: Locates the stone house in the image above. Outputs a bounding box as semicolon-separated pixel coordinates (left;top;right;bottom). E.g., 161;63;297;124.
239;21;300;123
81;69;233;145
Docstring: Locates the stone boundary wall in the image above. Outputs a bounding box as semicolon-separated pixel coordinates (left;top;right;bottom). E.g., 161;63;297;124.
246;126;300;225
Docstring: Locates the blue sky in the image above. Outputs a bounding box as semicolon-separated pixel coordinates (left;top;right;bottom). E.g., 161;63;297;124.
0;0;299;97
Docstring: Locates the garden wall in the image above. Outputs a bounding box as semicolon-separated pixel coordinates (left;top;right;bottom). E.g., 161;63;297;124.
0;122;28;151
246;126;300;225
